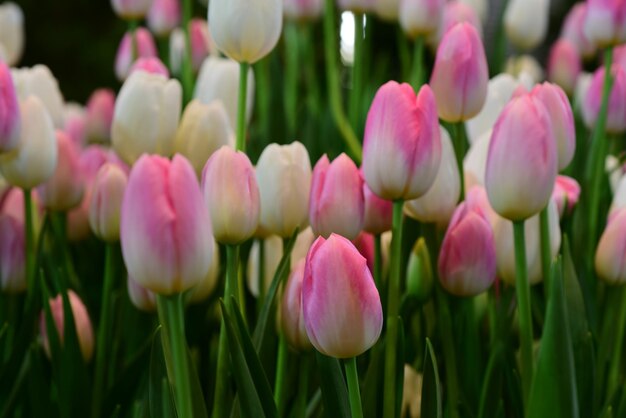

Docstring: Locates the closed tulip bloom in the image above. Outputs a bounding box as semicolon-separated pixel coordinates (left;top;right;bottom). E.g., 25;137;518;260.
552;175;581;217
582;65;626;134
280;259;312;351
127;276;157;312
0;2;24;66
40;291;95;362
429;1;482;47
85;89;115;144
0;61;20;153
129;57;170;78
504;0;549;50
147;0;180;37
189;19;212;72
399;0;445;38
0;213;24;293
438;201;496;296
430;23;488;122
111;71;182;165
405;126;460;225
562;3;597;59
584;0;626;48
202;146;260;244
302;234;383;358
0;97;57;189
111;0;154;20
596;207;626;283
11;65;65;129
256;142;312;237
547;40;582;97
121;154;214;295
37;131;84;211
114;28;158;81
173;99;233;177
485;95;557;221
88;164;128;242
284;0;324;21
309;154;364;240
209;0;282;64
363;82;441;200
363;181;393;234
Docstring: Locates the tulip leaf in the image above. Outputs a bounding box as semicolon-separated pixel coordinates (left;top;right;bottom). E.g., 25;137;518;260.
477;343;504;418
362;341;385;418
396;316;405;417
315;351;351;418
527;260;579;418
421;338;442;418
148;327;176;418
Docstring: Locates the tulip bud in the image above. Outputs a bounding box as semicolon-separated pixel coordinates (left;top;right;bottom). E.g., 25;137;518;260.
582;65;626;134
85;89;115;144
189;19;213;72
430;23;489;122
309;154;364;240
363;82;441;200
504;0;549;50
0;213;24;293
561;3;596;59
80;145;129;182
0;96;58;189
280;259;312;351
111;0;154;20
173;99;233;177
485;94;557;221
0;2;24;66
202;146;260;244
547;40;582;97
596;207;626;284
11;65;66;129
284;0;324;21
552;175;581;218
37;131;84;211
584;0;626;48
147;0;180;37
399;0;445;39
114;28;158;81
256;142;312;238
88;164;128;242
121;154;214;295
429;1;482;47
406;238;433;303
362;181;393;234
209;0;282;64
111;71;182;165
127;276;157;312
302;234;383;358
405;126;460;225
129;56;170;78
40;291;95;362
0;60;20;153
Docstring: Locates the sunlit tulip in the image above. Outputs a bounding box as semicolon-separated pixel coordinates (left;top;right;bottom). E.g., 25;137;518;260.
173;99;233;177
430;23;488;122
405;126;460;225
256;142;312;237
129;56;170;77
596;207;626;284
284;0;324;20
363;181;393;234
111;0;154;20
399;0;445;38
561;3;597;59
302;234;383;358
111;71;182;165
0;60;20;153
85;89;115;144
504;55;544;85
88;164;128;242
552;175;581;218
127;276;157;312
504;0;549;50
485;95;557;221
0;2;24;66
310;154;364;240
547;40;582;97
40;291;95;362
11;65;65;129
114;28;158;81
363;82;441;200
0;97;57;190
121;154;214;295
429;1;482;47
582;65;626;134
280;259;312;351
209;0;282;64
0;213;24;293
584;0;626;48
147;0;180;37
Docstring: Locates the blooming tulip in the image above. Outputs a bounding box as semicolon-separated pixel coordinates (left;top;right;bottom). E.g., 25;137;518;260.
405;126;460;225
256;142;312;237
129;57;170;77
114;28;158;81
0;2;23;66
399;0;445;39
85;89;115;144
111;0;154;20
547;40;582;97
0;213;24;293
208;0;282;64
11;65;65;128
504;0;549;50
584;0;626;48
0;96;57;189
309;154;364;240
89;164;128;242
111;71;182;165
561;3;597;59
582;65;626;134
284;0;324;20
363;181;393;234
485;94;557;221
121;154;214;295
147;0;180;37
430;23;488;122
127;276;157;312
202;146;260;244
0;60;20;153
302;234;383;358
596;207;626;284
363;82;441;200
552;175;581;218
280;259;312;351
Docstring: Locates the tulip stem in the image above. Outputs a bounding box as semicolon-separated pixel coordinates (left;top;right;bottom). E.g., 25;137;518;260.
410;36;425;91
129;20;138;61
383;200;404;418
323;0;362;163
257;238;266;316
435;284;460;418
157;293;193;418
345;357;364;418
294;354;311;418
606;286;626;400
374;233;382;291
91;243;116;418
285;21;300;137
513;220;533;407
180;0;194;105
349;12;364;131
452;122;466;200
23;189;35;295
274;336;289;415
539;207;552;297
236;62;249;153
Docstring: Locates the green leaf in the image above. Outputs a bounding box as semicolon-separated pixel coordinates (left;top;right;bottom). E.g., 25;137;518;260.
396;316;405;417
477;343;504;418
527;260;579;418
421;338;442;418
362;341;384;418
315;351;350;418
148;327;176;418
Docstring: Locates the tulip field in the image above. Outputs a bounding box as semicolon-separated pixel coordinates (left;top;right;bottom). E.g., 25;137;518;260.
2;0;626;417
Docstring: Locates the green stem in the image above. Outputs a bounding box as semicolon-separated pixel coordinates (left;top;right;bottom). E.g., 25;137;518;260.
91;243;116;418
23;189;34;294
410;36;424;91
513;220;533;407
156;294;193;418
180;0;194;105
257;239;266;315
453;122;466;201
274;336;289;416
236;62;250;153
539;207;552;298
128;20;138;61
226;245;240;307
435;285;460;418
349;13;364;130
606;286;626;399
323;0;362;163
255;57;272;140
345;357;364;418
374;233;382;291
294;354;310;418
285;22;300;137
382;201;404;418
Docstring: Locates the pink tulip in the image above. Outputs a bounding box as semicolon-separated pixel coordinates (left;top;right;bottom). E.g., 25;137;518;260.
85;89;115;144
201;146;260;244
127;276;157;312
147;0;180;37
561;3;597;59
284;0;324;20
280;259;312;351
353;232;375;273
89;163;128;242
80;145;129;182
189;19;212;72
547;39;582;97
485;94;557;221
302;234;383;358
129;56;169;78
40;290;94;362
431;1;482;46
615;44;626;70
430;22;488;122
584;0;626;48
121;154;214;295
111;0;154;20
309;153;364;240
596;207;626;284
438;200;496;296
363;82;441;201
362;180;393;234
0;213;24;293
64;104;87;149
114;28;158;81
0;60;20;153
582;65;626;134
37;131;85;211
399;0;445;38
552;175;581;217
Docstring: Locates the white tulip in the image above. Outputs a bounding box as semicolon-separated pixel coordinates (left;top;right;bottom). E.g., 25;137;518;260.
463;129;491;191
11;65;66;129
504;0;549;50
399;0;445;38
0;2;24;66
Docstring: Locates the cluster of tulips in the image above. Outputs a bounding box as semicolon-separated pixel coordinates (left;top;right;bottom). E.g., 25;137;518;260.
3;0;626;417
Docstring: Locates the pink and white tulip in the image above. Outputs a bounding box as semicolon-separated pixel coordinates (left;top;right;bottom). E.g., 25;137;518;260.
114;28;158;81
547;39;582;97
552;175;581;218
11;65;65;129
596;207;626;284
189;19;212;72
399;0;445;38
129;57;170;78
127;276;157;312
582;65;626;134
561;3;597;59
284;0;324;21
89;163;128;242
147;0;180;37
0;60;20;153
504;0;550;50
363;181;393;234
280;259;312;351
111;0;154;20
584;0;626;48
430;1;482;47
0;2;23;66
85;89;115;144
